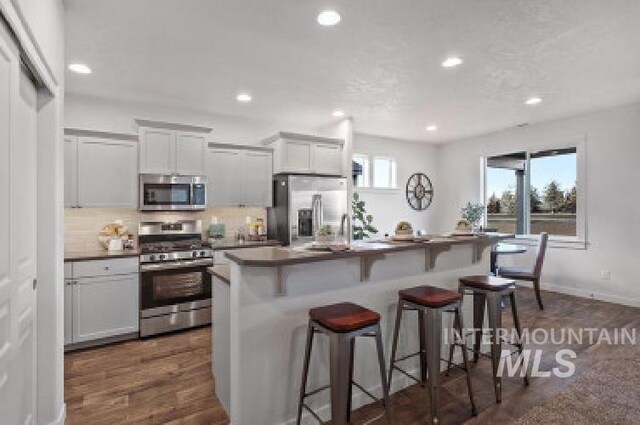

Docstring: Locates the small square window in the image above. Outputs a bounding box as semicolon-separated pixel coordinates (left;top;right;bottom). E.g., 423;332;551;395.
373;157;397;189
352;154;369;188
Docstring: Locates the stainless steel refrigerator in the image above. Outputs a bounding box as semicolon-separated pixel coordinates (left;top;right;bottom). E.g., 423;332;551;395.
267;174;349;246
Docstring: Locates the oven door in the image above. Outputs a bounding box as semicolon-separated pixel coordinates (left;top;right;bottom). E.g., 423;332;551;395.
139;259;212;318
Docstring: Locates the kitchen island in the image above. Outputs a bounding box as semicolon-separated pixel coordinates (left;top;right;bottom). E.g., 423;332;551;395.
213;234;512;425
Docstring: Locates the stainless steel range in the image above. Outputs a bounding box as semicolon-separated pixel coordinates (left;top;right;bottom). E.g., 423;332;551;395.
138;220;213;337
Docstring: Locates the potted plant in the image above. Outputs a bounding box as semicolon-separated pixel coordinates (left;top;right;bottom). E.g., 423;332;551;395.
395;221;414;239
460;202;485;233
352;192;378;240
315;225;335;244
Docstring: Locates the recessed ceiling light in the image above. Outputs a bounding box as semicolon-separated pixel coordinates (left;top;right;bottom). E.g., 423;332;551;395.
525;97;542;105
317;10;341;26
68;63;92;74
426;125;438;132
333;110;345;118
441;57;463;68
236;93;252;103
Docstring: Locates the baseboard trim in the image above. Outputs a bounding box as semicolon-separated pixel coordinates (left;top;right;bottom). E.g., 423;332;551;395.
518;281;640;308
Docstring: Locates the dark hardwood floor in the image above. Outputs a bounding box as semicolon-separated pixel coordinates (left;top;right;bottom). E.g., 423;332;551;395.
64;288;639;424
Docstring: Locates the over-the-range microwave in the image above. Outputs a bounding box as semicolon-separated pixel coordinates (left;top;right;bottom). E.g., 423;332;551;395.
139;174;207;211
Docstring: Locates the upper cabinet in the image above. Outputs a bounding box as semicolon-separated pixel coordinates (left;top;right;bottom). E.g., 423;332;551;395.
206;144;273;207
263;132;344;176
64;133;138;208
137;120;211;176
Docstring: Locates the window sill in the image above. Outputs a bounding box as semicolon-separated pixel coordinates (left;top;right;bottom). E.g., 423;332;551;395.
353;187;401;194
506;235;587;250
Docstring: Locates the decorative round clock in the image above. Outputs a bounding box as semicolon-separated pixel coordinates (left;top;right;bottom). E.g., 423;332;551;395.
406;173;434;211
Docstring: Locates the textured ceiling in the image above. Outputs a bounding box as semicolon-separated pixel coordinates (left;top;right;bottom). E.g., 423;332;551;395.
65;0;640;142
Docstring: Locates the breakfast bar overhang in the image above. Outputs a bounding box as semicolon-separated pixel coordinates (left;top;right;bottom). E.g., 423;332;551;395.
212;234;512;425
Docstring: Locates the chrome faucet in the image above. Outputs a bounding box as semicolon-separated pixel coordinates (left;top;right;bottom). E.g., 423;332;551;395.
340;213;352;244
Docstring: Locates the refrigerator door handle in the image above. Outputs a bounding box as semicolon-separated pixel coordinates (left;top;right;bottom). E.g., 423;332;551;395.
312;194;323;235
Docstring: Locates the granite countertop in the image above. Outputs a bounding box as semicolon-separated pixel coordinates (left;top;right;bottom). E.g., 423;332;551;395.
64;249;141;262
224;234;513;267
207;239;282;250
208;265;230;284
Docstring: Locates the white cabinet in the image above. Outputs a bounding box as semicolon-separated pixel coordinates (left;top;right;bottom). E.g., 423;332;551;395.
264;132;344;176
206;145;273;207
72;274;139;343
139;127;175;174
138;123;209;175
64;136;78;208
64;258;139;348
313;143;342;175
77;137;138;208
64;134;138;208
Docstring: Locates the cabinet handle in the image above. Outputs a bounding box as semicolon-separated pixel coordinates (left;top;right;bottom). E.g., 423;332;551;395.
104;266;110;271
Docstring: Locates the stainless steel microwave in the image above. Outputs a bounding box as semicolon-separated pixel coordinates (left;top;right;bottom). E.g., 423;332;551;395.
139;174;207;211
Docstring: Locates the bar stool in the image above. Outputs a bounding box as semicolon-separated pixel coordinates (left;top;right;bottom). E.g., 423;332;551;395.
296;302;389;425
388;286;476;425
455;275;529;403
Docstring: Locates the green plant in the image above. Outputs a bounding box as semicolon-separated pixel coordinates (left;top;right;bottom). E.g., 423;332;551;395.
461;202;485;226
395;221;413;232
352;192;378;240
316;225;334;237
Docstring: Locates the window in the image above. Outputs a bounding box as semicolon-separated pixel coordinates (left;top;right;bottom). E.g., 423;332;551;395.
372;157;397;189
352;154;397;189
485;147;578;238
352;154;369;188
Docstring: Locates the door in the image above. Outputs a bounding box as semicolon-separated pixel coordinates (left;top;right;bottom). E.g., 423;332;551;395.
241;151;272;206
313;143;342;175
207;148;241;206
0;23;38;425
175;132;205;175
77;138;137;208
72;275;139;343
64;136;78;208
140;128;175;174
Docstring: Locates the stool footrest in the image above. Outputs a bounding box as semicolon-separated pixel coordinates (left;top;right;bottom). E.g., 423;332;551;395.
390;364;424;386
301;403;324;424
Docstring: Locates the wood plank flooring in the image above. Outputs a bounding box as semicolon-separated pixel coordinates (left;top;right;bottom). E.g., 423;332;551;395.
64;288;639;424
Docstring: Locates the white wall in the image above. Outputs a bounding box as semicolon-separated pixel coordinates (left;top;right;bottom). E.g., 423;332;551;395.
65;93;316;145
353;133;439;237
433;101;640;307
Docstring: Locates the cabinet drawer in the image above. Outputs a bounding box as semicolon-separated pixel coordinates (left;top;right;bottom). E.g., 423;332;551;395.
72;257;139;278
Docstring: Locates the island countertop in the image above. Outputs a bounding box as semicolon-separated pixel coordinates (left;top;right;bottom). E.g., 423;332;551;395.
224;233;513;267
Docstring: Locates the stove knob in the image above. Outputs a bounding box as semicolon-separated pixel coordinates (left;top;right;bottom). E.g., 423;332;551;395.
192;251;198;258
159;254;167;260
149;255;156;262
200;251;207;257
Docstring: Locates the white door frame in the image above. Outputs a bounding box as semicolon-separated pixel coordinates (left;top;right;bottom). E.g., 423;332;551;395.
0;3;65;425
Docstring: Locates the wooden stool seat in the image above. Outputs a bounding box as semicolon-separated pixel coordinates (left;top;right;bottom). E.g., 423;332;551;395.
399;285;461;308
309;302;380;333
459;275;515;291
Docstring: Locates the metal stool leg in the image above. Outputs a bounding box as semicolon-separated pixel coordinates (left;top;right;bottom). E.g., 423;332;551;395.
297;320;315;425
472;292;486;363
329;332;352;425
346;338;355;422
510;290;529;386
456;305;477;416
374;324;390;408
445;311;459;376
388;300;404;387
424;307;442;425
486;291;503;403
418;308;427;384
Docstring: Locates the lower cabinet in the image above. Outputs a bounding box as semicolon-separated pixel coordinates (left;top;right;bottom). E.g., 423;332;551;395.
65;258;139;348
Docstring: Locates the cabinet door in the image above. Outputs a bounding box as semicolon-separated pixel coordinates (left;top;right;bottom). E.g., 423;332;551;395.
139;127;175;174
282;140;312;173
206;148;241;206
72;274;139;343
64;280;73;345
77;137;138;208
176;131;206;175
64;136;78;208
313;143;342;175
241;151;273;206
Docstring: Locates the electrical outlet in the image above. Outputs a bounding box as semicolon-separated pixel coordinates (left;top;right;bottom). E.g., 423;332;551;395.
601;270;611;280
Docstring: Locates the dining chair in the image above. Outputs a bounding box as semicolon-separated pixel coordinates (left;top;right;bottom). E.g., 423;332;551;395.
497;232;548;310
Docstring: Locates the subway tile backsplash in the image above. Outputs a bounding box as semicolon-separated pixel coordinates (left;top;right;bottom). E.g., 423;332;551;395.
64;207;267;252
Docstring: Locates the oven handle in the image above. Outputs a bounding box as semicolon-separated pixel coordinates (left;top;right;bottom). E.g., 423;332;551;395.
140;258;213;272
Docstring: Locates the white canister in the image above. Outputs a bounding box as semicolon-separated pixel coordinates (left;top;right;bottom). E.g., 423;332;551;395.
108;238;124;251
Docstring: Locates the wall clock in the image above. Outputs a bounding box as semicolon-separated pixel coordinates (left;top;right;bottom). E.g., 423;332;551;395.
406;173;433;211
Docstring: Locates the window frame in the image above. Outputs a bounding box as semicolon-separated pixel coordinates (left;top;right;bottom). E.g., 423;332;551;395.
481;135;586;249
372;155;397;189
352;153;370;188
